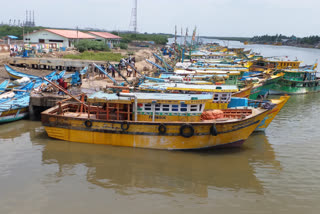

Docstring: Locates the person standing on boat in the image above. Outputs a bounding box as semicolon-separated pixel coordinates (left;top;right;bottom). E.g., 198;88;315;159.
57;78;68;95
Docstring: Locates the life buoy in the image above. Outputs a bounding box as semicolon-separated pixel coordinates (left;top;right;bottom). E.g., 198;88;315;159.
158;124;167;135
84;120;92;128
180;124;194;138
121;122;130;131
210;124;218;136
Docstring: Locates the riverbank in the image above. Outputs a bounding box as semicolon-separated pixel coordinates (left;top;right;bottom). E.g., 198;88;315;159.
246;42;320;49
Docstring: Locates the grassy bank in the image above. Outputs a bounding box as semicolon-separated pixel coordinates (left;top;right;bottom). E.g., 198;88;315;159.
113;33;171;45
63;51;123;62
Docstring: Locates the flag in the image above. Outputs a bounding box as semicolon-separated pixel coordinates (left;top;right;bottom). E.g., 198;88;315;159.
192;27;197;41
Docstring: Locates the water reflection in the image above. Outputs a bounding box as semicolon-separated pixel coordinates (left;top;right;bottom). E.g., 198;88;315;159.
31;130;281;198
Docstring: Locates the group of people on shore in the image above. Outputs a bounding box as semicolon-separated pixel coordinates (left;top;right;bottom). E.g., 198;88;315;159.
100;56;137;78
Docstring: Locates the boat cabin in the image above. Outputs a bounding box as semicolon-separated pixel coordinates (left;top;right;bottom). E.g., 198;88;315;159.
87;92;213;122
251;59;301;71
138;82;238;110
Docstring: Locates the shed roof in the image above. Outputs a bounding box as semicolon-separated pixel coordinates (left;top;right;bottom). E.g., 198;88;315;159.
139;82;239;92
44;29;95;39
88;31;121;39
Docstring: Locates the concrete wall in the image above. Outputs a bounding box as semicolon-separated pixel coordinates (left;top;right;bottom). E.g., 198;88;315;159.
24;30;69;47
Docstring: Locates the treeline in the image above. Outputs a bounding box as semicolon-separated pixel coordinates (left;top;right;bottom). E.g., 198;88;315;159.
202;36;250;42
298;36;320;45
251;34;290;42
0;25;43;39
250;34;320;45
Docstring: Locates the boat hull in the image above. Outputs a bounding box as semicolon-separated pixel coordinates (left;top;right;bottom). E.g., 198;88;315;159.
254;96;290;131
269;77;320;94
0;107;28;124
249;84;264;100
233;86;252;98
269;85;320;94
42;110;268;150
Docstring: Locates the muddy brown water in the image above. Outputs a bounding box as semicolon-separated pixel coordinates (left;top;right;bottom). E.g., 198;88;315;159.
1;44;320;213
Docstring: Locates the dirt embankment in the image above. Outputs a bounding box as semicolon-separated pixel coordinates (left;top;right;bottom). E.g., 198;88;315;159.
0;46;161;87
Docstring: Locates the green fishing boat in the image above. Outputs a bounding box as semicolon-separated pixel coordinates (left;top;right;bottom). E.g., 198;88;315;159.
270;69;320;94
241;73;284;99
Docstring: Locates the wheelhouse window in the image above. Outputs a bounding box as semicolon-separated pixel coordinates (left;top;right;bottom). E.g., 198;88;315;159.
155;103;161;111
144;104;151;111
180;104;188;112
162;104;170;111
190;105;198;112
213;94;219;101
172;105;179;111
140;103;203;113
221;94;229;102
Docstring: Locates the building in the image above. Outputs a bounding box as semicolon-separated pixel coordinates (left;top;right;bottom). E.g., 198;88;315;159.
87;31;121;48
24;29;95;48
4;35;19;45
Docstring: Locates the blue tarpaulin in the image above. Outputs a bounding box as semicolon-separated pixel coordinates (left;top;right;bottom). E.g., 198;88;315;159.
7;35;18;39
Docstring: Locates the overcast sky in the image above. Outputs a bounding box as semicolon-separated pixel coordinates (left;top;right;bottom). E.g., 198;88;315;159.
1;0;319;37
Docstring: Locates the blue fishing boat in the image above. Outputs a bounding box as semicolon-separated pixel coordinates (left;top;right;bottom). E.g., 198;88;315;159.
7;70;66;90
4;64;39;80
0;80;9;93
0;93;31;124
63;67;88;79
0;80;35;124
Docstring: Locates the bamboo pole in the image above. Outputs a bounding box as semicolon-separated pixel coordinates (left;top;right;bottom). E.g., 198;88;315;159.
43;77;87;107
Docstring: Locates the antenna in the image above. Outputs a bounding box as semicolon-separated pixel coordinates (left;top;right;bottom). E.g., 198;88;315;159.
174;25;177;44
184;28;188;46
33;10;35;26
129;0;138;35
181;27;183;44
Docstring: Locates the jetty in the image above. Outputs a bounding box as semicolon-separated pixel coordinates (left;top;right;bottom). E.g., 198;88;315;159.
8;57;113;71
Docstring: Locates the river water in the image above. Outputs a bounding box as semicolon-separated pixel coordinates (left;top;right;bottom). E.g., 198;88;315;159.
1;43;320;214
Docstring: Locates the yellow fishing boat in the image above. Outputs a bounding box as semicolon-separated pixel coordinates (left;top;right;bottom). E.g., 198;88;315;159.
42;92;270;150
138;82;251;109
250;59;301;72
232;85;252;98
138;83;289;132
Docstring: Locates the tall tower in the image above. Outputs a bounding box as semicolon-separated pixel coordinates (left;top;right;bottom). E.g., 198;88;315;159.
29;10;32;25
26;10;28;26
32;10;35;26
130;0;138;34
